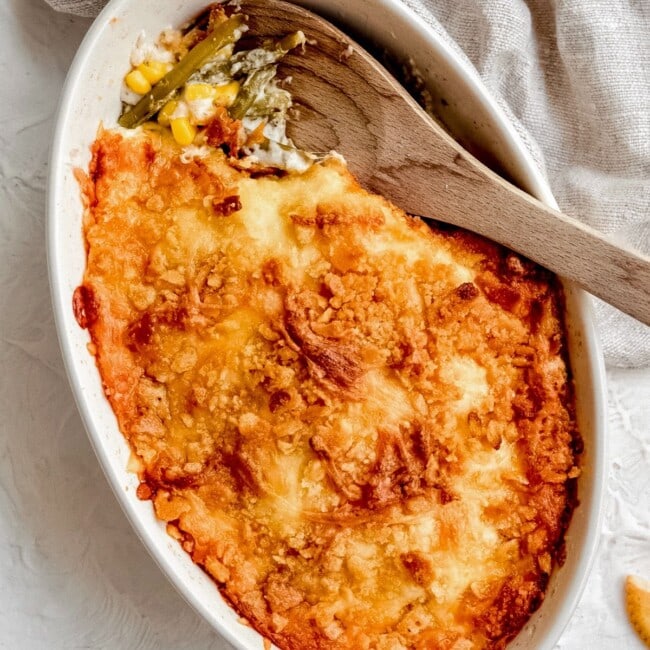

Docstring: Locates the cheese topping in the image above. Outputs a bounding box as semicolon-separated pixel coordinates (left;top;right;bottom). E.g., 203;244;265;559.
74;128;580;650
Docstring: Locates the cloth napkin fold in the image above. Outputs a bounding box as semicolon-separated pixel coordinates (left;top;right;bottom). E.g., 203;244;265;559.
44;0;650;367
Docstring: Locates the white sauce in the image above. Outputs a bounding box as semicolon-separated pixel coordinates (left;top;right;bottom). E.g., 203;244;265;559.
170;102;190;120
230;47;278;75
246;142;314;173
186;98;216;123
180;145;212;163
130;30;175;67
120;82;143;106
241;116;315;172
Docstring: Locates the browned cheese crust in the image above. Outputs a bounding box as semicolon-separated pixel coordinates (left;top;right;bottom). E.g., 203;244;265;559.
75;128;581;650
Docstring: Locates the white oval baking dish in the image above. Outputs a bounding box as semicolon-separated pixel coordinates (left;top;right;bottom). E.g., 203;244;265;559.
47;1;607;648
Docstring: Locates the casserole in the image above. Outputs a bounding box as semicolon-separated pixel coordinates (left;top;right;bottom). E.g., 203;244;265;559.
47;1;607;648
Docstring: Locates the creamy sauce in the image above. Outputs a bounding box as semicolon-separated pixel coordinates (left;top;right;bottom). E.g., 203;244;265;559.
130;30;175;67
124;17;319;173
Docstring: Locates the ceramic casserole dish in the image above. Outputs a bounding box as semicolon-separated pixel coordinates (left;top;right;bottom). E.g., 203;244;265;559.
47;1;607;648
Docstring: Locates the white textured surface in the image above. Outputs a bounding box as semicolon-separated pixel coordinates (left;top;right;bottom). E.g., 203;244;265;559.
0;1;648;648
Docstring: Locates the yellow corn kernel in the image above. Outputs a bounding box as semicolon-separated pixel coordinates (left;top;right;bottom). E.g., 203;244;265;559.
125;69;151;95
138;60;172;85
157;100;178;127
213;80;240;107
170;117;197;146
184;83;217;102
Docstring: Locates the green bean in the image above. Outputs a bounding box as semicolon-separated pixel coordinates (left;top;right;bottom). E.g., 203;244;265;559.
230;31;306;76
189;58;231;85
228;31;306;120
229;66;277;120
118;14;246;129
246;89;291;117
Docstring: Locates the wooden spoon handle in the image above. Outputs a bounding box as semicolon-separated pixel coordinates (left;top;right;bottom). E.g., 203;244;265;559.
371;142;650;325
345;62;650;324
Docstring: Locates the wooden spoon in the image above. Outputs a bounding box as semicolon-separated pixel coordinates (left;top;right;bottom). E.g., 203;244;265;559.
244;0;650;325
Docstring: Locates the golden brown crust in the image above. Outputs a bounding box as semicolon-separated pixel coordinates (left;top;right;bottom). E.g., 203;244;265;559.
76;128;581;650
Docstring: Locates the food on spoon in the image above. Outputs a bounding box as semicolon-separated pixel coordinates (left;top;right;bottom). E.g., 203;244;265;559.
74;4;581;648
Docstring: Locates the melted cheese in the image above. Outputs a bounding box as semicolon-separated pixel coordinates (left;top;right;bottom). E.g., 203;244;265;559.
75;128;580;650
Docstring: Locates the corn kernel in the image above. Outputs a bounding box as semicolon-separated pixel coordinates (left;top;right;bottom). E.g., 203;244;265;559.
170;117;197;146
138;60;172;85
213;80;240;107
125;69;151;95
157;100;178;127
184;83;217;102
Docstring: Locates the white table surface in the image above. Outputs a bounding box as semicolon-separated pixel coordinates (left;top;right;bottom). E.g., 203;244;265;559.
1;1;648;648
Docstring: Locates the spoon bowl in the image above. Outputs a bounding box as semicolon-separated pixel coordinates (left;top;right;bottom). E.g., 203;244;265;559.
245;0;650;325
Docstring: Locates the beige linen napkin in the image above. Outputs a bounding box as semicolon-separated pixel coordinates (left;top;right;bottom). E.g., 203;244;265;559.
44;0;650;367
43;0;102;17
